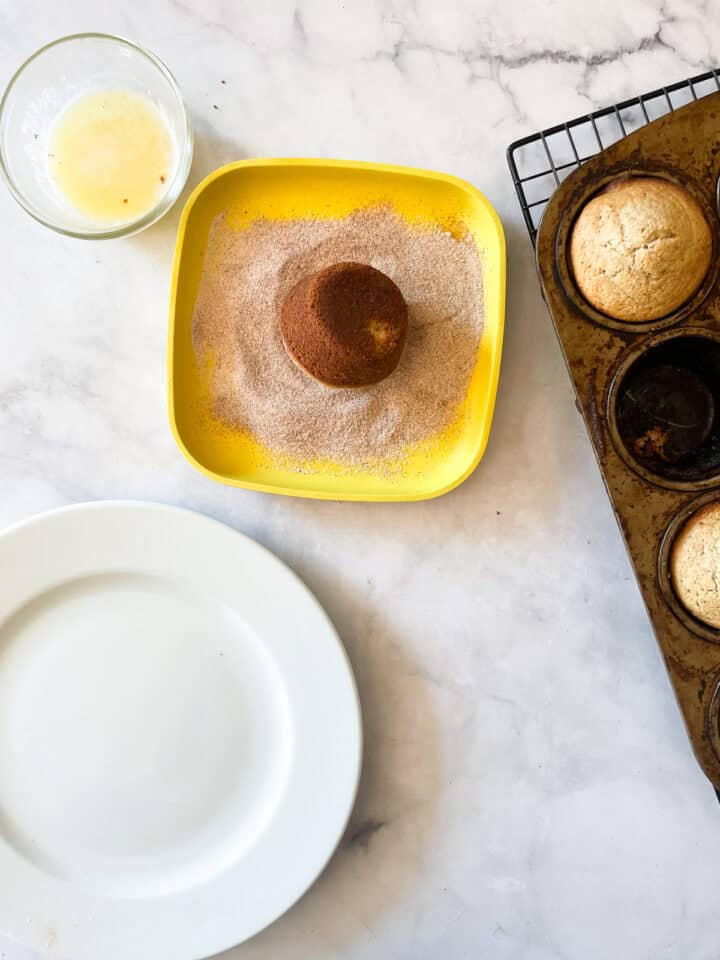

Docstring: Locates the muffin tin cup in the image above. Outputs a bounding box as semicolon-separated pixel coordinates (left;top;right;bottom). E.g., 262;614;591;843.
535;90;720;791
607;330;720;491
553;167;720;335
707;679;720;765
658;492;720;644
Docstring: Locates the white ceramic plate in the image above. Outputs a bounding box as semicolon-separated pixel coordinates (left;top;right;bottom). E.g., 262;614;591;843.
0;502;361;960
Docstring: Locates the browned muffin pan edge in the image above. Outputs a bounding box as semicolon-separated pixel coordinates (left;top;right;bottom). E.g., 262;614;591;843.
536;91;720;789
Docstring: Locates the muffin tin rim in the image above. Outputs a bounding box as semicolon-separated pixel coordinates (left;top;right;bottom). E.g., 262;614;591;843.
657;491;720;643
708;676;720;764
606;328;720;492
552;167;720;335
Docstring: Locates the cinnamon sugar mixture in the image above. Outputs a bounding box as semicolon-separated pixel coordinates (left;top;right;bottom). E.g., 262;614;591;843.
191;206;484;465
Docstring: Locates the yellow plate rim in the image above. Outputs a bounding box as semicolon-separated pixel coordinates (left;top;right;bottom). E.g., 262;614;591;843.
168;157;506;502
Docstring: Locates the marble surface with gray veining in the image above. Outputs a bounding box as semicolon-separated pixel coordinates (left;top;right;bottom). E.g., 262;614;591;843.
2;1;720;958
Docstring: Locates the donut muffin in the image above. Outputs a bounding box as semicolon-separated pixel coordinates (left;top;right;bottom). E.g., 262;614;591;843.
670;501;720;628
569;177;712;322
281;262;408;388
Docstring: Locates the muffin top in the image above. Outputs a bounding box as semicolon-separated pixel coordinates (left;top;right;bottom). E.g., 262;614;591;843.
569;177;712;322
670;501;720;629
280;262;408;388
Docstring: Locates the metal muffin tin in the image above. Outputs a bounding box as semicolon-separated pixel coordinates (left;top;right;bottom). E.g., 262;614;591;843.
510;84;720;790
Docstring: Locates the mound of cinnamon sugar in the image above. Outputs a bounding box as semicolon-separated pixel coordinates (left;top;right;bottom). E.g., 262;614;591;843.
191;206;484;466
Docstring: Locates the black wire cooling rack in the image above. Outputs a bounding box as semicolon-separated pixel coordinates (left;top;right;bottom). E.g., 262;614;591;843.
507;68;720;245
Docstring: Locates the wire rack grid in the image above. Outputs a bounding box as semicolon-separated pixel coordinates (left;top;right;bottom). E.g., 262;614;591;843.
507;68;720;245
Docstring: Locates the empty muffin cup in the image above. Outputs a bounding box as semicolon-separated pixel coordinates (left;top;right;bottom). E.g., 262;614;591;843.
609;333;720;488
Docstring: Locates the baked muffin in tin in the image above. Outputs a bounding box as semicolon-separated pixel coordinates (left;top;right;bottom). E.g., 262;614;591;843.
569;177;712;322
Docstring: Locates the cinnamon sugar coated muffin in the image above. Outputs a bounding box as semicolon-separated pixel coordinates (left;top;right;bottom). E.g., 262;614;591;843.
670;501;720;629
281;262;408;387
569;177;712;322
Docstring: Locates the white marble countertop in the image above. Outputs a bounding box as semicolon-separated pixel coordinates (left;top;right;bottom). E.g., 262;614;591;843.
2;2;720;958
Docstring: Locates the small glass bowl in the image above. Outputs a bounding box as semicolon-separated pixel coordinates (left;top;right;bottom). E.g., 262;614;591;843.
0;33;193;239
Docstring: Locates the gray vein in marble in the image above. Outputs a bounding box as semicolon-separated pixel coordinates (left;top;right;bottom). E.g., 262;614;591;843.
344;819;387;850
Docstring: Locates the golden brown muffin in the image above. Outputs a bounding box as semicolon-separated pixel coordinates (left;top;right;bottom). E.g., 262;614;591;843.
569;177;712;322
280;262;408;388
670;501;720;628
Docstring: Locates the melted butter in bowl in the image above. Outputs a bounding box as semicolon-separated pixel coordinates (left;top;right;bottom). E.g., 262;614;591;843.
0;34;192;238
50;89;174;225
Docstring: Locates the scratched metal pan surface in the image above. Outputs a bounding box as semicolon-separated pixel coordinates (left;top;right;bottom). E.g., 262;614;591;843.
535;91;720;790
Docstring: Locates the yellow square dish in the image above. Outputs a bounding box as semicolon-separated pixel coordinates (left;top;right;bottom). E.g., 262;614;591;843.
168;158;506;501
